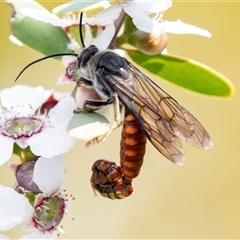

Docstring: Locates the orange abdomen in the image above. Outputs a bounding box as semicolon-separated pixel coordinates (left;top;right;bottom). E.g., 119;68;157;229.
120;112;147;181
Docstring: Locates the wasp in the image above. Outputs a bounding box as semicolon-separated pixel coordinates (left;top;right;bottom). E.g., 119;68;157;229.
16;13;213;199
67;44;213;162
71;43;213;199
68;43;213;199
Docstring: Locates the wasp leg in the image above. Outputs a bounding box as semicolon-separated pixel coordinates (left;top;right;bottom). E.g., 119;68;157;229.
73;107;83;113
83;99;111;112
76;77;93;87
71;97;110;113
98;92;122;143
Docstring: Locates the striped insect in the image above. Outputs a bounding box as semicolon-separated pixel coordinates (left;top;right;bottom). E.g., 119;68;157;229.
16;13;213;199
76;43;212;198
68;43;213;163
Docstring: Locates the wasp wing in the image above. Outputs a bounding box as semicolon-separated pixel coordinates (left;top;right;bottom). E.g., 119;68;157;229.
100;61;213;165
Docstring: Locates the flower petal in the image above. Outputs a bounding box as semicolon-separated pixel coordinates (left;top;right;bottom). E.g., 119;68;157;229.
19;230;57;240
33;156;64;196
135;0;172;13
0;234;9;240
48;96;76;127
162;20;212;37
56;74;72;85
0;136;15;166
43;90;70;103
60;55;77;68
9;35;23;46
20;8;73;27
28;128;76;158
0;185;34;232
0;85;45;116
91;23;115;50
15;137;29;149
84;4;121;25
52;1;109;15
121;1;154;32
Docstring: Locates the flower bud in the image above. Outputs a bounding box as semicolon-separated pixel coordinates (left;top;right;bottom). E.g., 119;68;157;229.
16;161;41;193
135;27;168;55
123;17;168;55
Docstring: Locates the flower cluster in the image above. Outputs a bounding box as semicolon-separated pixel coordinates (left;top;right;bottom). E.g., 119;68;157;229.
11;0;211;54
0;85;76;239
2;0;225;239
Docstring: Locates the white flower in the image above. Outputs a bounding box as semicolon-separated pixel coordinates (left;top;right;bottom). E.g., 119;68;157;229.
23;156;67;237
0;156;68;239
119;0;171;32
107;1;211;37
0;185;34;232
159;19;212;38
20;7;116;50
0;85;76;166
52;0;172;33
0;234;9;240
32;156;65;196
14;0;211;52
93;0;211;37
20;8;77;28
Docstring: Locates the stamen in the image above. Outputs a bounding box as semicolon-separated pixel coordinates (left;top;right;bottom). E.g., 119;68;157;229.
2;117;43;139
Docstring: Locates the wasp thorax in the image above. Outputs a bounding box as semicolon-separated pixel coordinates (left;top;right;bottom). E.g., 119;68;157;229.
2;117;43;139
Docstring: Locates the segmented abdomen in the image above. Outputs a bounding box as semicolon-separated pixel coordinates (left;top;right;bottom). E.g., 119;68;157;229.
91;159;134;199
90;111;146;199
120;111;147;182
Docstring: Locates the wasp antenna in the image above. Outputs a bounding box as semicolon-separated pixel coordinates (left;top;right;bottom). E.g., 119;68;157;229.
79;12;85;48
15;52;78;82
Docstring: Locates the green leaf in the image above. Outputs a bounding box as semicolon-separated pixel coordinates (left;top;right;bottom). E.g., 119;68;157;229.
128;50;234;97
7;0;73;56
67;111;110;142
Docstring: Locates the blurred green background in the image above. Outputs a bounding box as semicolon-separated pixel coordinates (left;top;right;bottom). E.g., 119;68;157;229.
1;1;240;239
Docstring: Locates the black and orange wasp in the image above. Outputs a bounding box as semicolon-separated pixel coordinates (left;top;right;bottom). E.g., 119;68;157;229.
16;12;213;199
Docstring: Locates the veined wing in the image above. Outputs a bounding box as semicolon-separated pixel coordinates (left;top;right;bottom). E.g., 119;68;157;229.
100;61;213;165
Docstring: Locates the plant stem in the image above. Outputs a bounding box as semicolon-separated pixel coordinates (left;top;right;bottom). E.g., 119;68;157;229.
108;10;126;49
